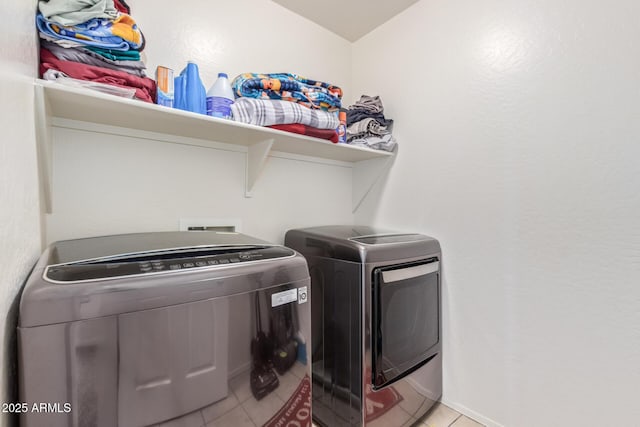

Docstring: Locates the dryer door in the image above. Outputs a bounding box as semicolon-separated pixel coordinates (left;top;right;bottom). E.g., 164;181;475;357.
372;258;440;389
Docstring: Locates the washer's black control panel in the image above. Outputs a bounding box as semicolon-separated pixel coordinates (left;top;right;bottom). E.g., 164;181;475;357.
45;246;295;283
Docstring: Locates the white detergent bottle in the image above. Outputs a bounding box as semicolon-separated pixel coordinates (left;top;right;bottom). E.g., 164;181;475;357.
206;73;235;119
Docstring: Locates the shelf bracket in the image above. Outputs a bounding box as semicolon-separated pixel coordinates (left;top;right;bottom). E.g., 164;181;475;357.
34;83;53;214
352;147;397;212
245;138;274;197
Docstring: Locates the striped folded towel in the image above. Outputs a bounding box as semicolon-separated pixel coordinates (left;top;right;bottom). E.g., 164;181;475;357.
231;98;339;129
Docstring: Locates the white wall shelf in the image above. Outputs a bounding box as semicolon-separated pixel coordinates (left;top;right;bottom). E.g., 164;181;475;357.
34;79;395;213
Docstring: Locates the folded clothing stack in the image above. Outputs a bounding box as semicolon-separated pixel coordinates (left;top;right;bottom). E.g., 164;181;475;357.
346;95;396;152
230;73;342;143
37;0;156;103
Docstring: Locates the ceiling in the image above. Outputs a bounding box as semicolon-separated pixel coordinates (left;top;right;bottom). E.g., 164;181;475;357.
271;0;420;42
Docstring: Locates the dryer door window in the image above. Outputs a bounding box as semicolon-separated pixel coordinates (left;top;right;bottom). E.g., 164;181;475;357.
372;258;439;389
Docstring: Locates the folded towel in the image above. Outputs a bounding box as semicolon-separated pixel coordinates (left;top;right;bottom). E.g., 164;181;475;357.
231;98;339;129
268;124;338;143
40;47;156;102
86;45;140;61
36;13;142;51
232;73;342;110
41;40;146;77
38;0;119;27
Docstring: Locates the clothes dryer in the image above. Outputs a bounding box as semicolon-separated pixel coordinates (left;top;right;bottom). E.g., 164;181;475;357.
286;225;442;427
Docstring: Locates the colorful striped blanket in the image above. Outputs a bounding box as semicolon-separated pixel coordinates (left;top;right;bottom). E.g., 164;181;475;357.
231;73;342;110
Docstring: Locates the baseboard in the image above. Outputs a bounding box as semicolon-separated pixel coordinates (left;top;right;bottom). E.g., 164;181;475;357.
439;398;506;427
229;361;252;379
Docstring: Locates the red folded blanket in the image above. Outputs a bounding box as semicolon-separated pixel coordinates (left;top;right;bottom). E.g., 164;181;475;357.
268;123;338;143
40;48;156;103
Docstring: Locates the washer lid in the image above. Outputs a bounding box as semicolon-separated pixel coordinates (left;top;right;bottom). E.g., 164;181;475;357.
348;234;427;245
47;231;272;265
20;232;309;327
45;244;294;283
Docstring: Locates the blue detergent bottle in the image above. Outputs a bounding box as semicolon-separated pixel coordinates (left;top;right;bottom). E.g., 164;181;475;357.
174;61;206;114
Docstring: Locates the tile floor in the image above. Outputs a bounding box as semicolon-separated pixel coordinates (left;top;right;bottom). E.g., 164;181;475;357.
153;361;309;427
309;401;484;427
151;360;483;427
411;403;485;427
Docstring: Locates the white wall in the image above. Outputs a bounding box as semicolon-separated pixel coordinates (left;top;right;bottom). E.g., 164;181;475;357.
47;126;353;243
0;1;41;425
46;0;354;244
353;1;640;426
135;0;352;108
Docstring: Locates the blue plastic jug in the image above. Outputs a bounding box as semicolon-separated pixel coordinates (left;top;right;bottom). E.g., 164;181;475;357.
174;61;206;114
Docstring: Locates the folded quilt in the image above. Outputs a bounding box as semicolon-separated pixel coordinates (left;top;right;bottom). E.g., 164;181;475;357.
232;73;343;110
231;98;339;129
40;47;156;102
36;13;142;51
38;0;119;27
268;124;338;143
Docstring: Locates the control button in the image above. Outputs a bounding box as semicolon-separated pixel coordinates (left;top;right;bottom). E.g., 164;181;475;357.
229;258;240;263
140;267;152;272
298;286;308;304
153;265;165;270
183;263;195;268
139;262;151;268
195;261;207;267
151;261;163;266
207;260;219;265
239;254;251;260
169;264;182;270
218;259;229;264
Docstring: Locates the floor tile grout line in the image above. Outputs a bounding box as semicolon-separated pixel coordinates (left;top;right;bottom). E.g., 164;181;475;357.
239;404;258;427
448;413;463;427
205;397;240;424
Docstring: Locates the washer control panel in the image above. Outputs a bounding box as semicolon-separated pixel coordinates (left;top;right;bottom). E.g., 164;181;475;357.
45;246;295;283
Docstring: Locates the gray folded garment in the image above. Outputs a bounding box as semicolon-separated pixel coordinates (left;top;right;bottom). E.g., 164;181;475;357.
41;40;147;77
346;117;388;140
348;133;397;152
38;0;119;26
348;95;384;114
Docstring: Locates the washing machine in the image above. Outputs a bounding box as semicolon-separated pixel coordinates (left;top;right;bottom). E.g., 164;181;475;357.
285;225;442;427
18;231;312;427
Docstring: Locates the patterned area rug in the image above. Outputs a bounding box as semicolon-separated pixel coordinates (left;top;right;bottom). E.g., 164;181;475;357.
264;374;311;427
364;374;403;422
